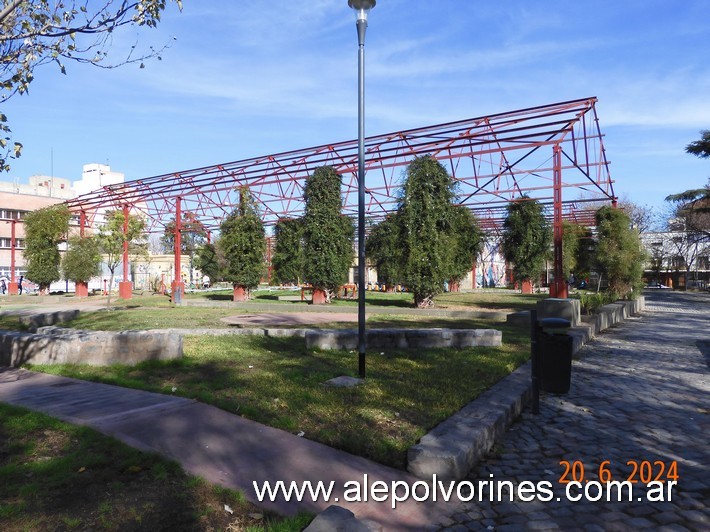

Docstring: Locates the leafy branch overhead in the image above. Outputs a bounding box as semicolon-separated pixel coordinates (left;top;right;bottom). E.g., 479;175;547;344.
0;0;183;171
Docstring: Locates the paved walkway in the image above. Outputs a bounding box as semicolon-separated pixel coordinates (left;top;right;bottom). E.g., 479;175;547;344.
437;290;709;531
0;291;708;530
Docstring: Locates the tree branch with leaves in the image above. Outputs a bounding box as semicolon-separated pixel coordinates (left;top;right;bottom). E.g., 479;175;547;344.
1;0;183;171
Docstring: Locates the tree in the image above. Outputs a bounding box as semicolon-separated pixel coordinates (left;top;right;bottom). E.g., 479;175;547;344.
447;206;484;288
162;212;207;286
665;130;710;234
647;240;667;283
366;214;402;289
595;206;646;299
573;226;596;282
272;218;305;285
302;166;354;303
665;179;710;239
23;204;72;294
397;156;467;307
219;187;266;300
97;210;146;308
618;200;657;233
194;242;224;284
1;0;183;171
62;235;101;285
561;221;581;280
685;130;710;158
501;196;551;289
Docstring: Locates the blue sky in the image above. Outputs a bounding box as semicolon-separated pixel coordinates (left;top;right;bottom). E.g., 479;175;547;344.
3;0;709;212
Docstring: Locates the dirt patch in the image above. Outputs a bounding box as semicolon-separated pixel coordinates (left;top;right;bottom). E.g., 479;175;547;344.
220;312;358;327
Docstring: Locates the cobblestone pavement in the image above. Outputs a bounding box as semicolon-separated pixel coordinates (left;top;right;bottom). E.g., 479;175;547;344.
438;290;709;531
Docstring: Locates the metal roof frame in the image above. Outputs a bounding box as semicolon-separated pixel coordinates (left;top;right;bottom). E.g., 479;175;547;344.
64;96;615;234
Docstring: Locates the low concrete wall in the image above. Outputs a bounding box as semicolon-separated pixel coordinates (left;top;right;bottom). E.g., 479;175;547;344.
409;296;645;480
306;328;502;350
536;298;581;326
0;327;182;367
408;362;531;480
18;309;80;329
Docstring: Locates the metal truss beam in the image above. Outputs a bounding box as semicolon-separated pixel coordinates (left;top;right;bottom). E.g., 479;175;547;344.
64;97;615;235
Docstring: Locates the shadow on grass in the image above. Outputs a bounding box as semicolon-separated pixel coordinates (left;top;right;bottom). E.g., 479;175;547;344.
0;403;309;531
31;331;529;469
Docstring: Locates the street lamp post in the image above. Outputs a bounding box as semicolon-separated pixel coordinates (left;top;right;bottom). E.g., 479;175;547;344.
348;0;375;378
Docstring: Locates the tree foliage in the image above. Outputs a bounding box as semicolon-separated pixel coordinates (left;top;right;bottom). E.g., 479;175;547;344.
161;211;207;253
447;205;484;285
219;187;266;294
302;166;354;299
560;222;596;282
194;242;224;283
396;156;483;307
366;214;403;288
501;197;551;287
367;157;484;306
0;0;183;171
665;179;710;239
23;204;71;293
272;218;305;285
595;206;646;299
62;235;101;284
162;211;207;284
685;130;710;159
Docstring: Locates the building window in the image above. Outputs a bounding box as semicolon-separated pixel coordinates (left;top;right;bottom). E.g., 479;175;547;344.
0;209;26;220
0;238;24;249
671;256;686;270
698;256;710;270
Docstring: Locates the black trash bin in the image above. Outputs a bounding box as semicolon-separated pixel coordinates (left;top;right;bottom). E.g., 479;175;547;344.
538;317;573;394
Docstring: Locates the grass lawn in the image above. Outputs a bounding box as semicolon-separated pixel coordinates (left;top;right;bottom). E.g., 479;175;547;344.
185;287;546;311
26;317;529;469
0;403;311;531
7;290;533;470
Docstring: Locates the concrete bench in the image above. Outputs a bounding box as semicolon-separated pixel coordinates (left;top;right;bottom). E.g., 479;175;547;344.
0;327;182;367
306;328;501;350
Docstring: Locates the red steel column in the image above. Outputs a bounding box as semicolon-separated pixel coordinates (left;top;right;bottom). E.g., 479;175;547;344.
551;144;567;298
118;204;133;299
171;197;184;303
75;210;89;297
8;220;18;295
79;210;86;237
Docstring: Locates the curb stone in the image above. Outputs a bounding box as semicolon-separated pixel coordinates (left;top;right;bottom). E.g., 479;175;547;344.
406;297;645;481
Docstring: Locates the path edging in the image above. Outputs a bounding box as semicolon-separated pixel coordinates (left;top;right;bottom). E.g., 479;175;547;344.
406;296;645;480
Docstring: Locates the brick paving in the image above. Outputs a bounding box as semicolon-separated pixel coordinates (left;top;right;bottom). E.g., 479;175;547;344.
437;290;709;531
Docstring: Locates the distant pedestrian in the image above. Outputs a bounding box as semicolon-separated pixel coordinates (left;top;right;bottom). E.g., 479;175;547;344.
0;279;5;294
18;275;23;295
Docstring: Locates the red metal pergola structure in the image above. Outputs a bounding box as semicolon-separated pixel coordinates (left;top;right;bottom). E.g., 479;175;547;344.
63;97;615;299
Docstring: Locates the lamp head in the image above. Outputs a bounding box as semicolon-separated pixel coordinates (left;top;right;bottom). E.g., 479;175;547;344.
348;0;376;22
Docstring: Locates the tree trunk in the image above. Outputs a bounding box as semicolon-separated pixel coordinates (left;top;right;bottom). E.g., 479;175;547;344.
106;271;115;310
415;294;434;308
